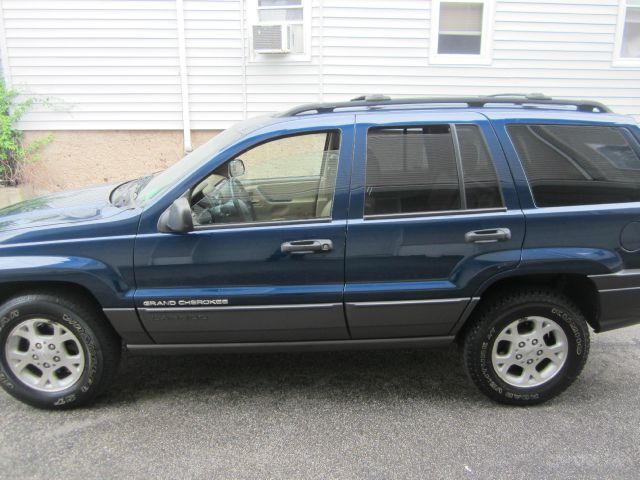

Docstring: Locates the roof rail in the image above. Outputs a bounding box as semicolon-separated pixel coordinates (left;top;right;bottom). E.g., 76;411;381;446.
276;93;612;117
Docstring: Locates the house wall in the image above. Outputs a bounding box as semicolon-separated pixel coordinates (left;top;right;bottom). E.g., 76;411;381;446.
0;0;638;191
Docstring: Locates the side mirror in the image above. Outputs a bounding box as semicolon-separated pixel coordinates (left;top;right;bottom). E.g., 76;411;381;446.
157;196;194;233
228;158;245;178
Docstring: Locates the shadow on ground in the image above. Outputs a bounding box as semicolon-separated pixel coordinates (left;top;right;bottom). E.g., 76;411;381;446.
104;346;480;407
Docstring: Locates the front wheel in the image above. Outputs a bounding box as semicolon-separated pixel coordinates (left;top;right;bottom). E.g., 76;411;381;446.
463;289;590;405
0;292;121;409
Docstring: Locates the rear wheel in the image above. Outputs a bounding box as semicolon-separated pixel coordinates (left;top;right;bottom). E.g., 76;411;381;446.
0;292;121;409
463;288;590;405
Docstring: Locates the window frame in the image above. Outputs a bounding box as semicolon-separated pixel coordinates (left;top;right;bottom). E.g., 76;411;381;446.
507;123;640;209
247;0;312;63
363;123;505;220
189;129;342;231
429;0;494;66
613;0;640;68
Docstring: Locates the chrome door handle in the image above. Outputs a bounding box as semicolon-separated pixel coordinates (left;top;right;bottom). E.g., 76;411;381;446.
281;239;333;254
465;228;511;243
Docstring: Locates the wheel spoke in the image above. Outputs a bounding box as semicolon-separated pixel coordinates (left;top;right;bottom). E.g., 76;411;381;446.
14;321;38;344
531;317;548;335
494;347;514;361
58;356;83;372
542;353;562;367
34;369;55;389
7;349;30;370
527;366;543;385
547;342;565;354
51;323;75;344
497;320;519;340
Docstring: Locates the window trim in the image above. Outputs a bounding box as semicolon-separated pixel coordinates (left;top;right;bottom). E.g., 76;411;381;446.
429;0;494;65
364;207;507;222
613;0;640;68
362;123;505;220
192;216;333;232
247;0;312;63
189;129;342;229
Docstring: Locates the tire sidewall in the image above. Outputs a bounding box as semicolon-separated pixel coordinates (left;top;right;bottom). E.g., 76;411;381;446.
0;297;103;409
476;300;588;403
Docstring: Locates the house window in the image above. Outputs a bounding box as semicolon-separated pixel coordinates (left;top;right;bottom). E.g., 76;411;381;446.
248;0;310;61
614;1;640;66
430;0;492;65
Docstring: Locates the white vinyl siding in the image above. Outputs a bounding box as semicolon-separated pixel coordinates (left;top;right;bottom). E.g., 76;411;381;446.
0;0;638;131
184;0;244;129
320;0;639;119
1;0;182;130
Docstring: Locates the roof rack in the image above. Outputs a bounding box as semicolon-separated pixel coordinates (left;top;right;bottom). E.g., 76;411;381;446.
277;93;612;117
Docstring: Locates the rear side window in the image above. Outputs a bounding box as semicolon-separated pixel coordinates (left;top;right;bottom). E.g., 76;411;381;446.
457;125;504;210
508;125;640;207
365;124;503;216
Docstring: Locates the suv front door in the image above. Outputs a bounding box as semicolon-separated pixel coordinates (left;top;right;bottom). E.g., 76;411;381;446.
134;124;354;344
345;111;525;339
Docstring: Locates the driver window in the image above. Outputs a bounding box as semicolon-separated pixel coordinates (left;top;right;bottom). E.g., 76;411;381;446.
191;131;340;226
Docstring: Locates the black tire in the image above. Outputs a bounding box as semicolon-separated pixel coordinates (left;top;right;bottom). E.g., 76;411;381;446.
0;292;121;409
463;288;590;406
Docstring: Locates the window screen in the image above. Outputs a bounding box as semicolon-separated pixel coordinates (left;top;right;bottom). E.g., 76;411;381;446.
621;2;640;58
438;2;484;54
508;125;640;207
365;125;461;215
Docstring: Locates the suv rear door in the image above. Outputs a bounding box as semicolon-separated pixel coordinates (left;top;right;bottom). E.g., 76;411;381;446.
344;111;524;339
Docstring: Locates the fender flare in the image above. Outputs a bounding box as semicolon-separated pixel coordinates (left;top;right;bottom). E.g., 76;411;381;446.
0;255;133;307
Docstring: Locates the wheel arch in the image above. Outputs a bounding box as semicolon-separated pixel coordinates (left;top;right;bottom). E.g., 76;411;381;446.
455;273;600;340
0;280;105;312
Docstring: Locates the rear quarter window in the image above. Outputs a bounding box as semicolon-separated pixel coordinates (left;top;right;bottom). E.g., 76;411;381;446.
508;124;640;207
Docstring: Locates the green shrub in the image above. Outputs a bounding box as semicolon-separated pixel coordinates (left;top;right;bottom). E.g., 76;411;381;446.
0;80;52;186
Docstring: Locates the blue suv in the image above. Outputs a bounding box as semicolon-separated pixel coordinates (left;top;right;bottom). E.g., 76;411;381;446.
1;94;639;409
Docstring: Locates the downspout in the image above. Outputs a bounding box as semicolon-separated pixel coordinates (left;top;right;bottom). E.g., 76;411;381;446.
176;0;192;152
318;0;324;102
0;0;12;88
240;0;248;119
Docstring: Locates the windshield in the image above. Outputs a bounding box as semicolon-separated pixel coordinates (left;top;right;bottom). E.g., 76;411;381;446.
136;116;274;206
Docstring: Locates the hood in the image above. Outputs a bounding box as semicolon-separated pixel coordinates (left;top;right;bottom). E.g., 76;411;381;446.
0;183;126;233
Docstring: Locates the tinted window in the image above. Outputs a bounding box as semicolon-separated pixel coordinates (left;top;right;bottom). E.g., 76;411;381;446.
457;125;503;209
365;125;460;215
365;124;503;216
508;125;640;207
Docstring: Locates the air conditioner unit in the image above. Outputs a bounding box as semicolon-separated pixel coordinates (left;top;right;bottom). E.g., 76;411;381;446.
252;24;290;54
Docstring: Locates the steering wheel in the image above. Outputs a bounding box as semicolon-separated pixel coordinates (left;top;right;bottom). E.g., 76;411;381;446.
229;177;255;222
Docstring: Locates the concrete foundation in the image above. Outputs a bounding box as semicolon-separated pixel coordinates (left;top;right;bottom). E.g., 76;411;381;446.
20;130;220;193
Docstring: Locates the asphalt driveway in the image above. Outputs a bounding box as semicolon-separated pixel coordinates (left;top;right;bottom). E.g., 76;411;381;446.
1;325;639;479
